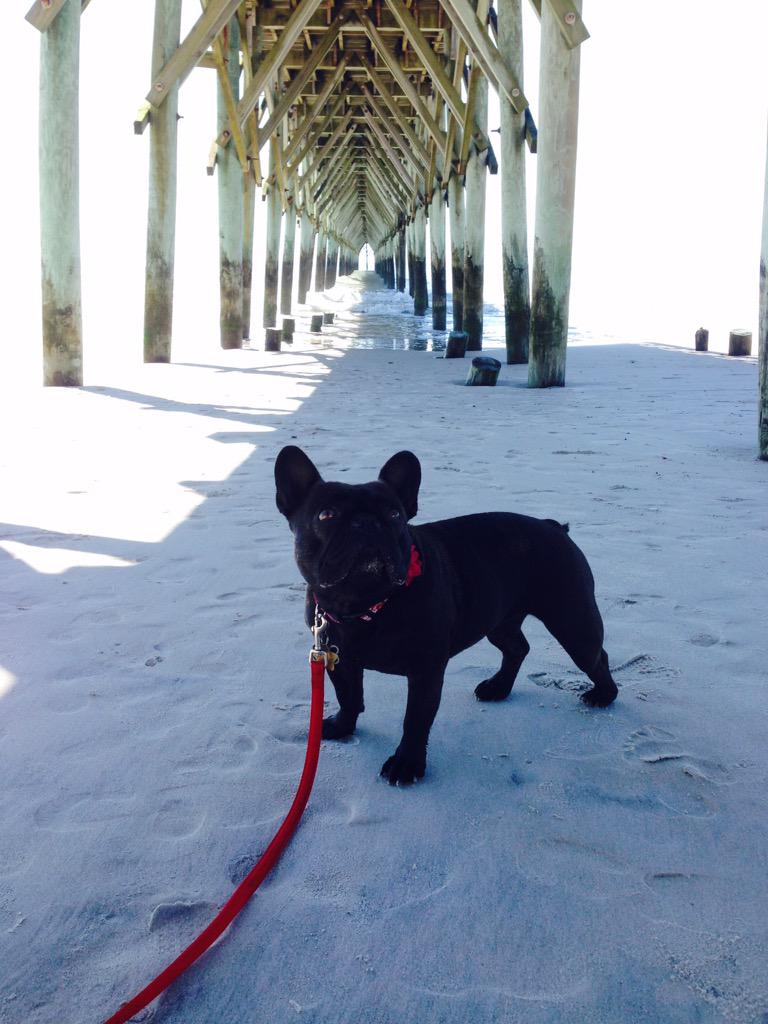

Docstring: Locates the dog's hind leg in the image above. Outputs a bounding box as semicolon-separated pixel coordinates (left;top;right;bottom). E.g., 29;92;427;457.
540;603;618;708
475;614;529;702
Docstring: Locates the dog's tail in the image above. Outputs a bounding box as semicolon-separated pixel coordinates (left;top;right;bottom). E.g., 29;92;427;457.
544;519;570;533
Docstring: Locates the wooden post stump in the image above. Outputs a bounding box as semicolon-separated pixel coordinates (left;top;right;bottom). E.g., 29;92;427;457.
445;331;468;358
323;312;335;325
695;327;709;352
265;328;282;351
282;317;295;342
310;314;323;333
466;356;501;386
728;330;752;357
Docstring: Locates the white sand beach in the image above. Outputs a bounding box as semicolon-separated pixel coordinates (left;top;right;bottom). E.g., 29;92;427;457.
1;273;767;1023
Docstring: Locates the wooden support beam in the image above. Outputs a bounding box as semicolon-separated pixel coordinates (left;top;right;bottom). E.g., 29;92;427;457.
235;0;325;129
360;84;429;176
528;0;582;387
528;0;590;48
283;69;347;168
280;203;297;315
499;0;530;363
430;181;447;329
413;205;428;316
297;205;315;303
263;139;282;327
257;14;347;149
242;169;255;340
238;6;263;185
448;172;465;330
314;230;327;292
759;116;768;459
357;13;446;151
363;110;417;196
360;58;432;175
146;0;241;107
26;0;70;33
39;0;82;385
463;70;488;350
144;0;182;363
297;110;354;189
217;16;243;348
206;1;248;171
439;0;528;113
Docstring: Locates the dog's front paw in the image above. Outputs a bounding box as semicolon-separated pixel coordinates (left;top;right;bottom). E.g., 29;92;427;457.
322;711;357;740
380;747;426;786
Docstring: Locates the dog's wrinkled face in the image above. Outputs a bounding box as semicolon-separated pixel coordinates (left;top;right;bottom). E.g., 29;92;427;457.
275;447;421;610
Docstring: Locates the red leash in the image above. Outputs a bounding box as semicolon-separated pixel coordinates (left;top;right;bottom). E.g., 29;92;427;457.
104;654;326;1024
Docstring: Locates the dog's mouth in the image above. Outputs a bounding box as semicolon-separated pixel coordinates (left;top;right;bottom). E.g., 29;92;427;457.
317;552;406;590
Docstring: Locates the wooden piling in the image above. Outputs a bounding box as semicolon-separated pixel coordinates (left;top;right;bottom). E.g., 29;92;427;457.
39;0;82;385
315;231;327;292
413;206;428;316
297;208;314;303
217;17;243;349
397;225;406;291
466;355;501;385
760;118;768;460
498;0;530;364
265;327;282;351
445;331;468;358
407;220;415;297
326;238;339;290
280;204;296;315
695;327;709;352
448;173;466;332
242;170;255;341
528;0;583;387
262;140;281;329
430;188;447;330
728;330;752;357
463;73;489;351
310;314;323;333
143;0;182;364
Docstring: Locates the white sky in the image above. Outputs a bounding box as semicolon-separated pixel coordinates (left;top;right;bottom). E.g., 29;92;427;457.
1;1;767;384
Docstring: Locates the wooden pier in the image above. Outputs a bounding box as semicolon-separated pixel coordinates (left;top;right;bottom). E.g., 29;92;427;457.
24;1;768;455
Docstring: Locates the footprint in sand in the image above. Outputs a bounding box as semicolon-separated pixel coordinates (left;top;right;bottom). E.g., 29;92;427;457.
149;899;216;934
622;726;730;817
152;797;205;838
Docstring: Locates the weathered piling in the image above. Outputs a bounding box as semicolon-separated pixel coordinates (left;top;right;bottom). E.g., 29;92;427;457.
315;230;327;292
297;208;314;303
217;17;243;348
430;188;447;329
265;327;282;351
528;0;583;387
728;330;752;357
242;171;255;341
413;206;428;316
280;204;296;315
445;331;468;358
466;355;501;385
40;0;83;385
282;316;295;342
760;118;768;460
397;225;406;291
407;220;415;297
448;173;465;332
499;0;530;364
463;73;489;351
310;314;323;333
144;0;182;363
326;238;338;289
262;140;281;329
695;327;709;352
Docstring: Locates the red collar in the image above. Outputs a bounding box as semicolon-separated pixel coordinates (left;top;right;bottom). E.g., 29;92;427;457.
317;544;422;623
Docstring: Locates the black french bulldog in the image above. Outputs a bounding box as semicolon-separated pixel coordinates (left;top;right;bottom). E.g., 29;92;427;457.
275;446;618;785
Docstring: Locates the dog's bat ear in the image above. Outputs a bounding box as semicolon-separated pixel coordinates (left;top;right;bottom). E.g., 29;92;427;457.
275;446;323;519
378;451;421;520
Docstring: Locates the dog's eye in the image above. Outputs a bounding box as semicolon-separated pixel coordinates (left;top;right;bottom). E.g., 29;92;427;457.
318;509;336;522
